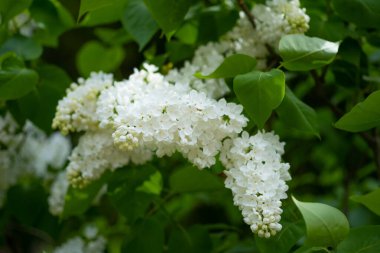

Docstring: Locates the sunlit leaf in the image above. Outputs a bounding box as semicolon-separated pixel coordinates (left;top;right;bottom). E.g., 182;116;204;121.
292;196;349;249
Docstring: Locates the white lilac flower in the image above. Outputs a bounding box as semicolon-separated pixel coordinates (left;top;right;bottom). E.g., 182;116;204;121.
165;0;309;98
165;42;231;99
0;113;24;207
97;64;248;170
52;225;106;253
48;171;69;216
66;130;152;188
20;122;71;177
253;0;310;48
8;11;42;37
220;131;291;238
0;113;70;208
52;72;114;134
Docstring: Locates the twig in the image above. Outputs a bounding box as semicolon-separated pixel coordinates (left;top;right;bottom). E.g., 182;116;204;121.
236;0;256;29
310;69;343;117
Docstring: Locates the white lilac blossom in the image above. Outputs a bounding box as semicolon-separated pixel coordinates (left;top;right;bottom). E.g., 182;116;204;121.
66;130;152;188
52;72;114;134
166;0;309;98
165;42;231;98
21;122;71;177
0;113;70;207
52;225;106;253
0;113;24;206
48;171;69;216
8;11;42;37
220;131;291;238
253;0;310;47
97;64;247;169
54;64;247;187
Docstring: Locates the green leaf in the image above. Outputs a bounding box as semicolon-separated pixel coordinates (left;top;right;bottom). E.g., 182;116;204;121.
167;225;212;253
30;0;74;47
80;0;127;26
292;196;350;248
166;41;195;64
351;188;380;216
108;166;157;222
276;86;320;137
0;0;32;23
121;0;158;50
0;35;42;60
79;0;113;19
136;170;163;195
307;12;346;42
337;226;380;253
16;64;71;133
143;0;192;37
0;54;38;100
293;246;330;253
62;172;110;218
233;69;285;129
335;90;380;132
332;0;380;28
169;166;224;193
123;218;165;253
76;41;125;77
279;34;339;71
195;54;256;79
256;220;305;253
197;7;239;44
94;28;133;46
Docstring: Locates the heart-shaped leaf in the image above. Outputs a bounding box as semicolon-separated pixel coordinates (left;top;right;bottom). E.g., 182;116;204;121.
292;196;349;249
279;34;339;71
195;54;256;79
233;69;285;129
335;90;380;132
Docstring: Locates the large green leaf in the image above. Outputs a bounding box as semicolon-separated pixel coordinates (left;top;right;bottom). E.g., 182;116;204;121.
0;54;38;100
351;188;380;216
80;0;127;26
16;64;71;133
279;34;339;71
293;246;330;253
292;196;350;249
233;69;285;129
121;0;158;50
336;226;380;253
169;166;224;193
256;220;305;253
276;86;320;137
143;0;192;37
79;0;114;19
30;0;74;47
195;54;256;79
332;0;380;28
335;90;380;132
0;35;42;60
76;41;125;77
0;0;32;23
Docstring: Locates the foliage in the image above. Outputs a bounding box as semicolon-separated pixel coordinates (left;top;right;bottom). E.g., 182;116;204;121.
1;0;380;252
